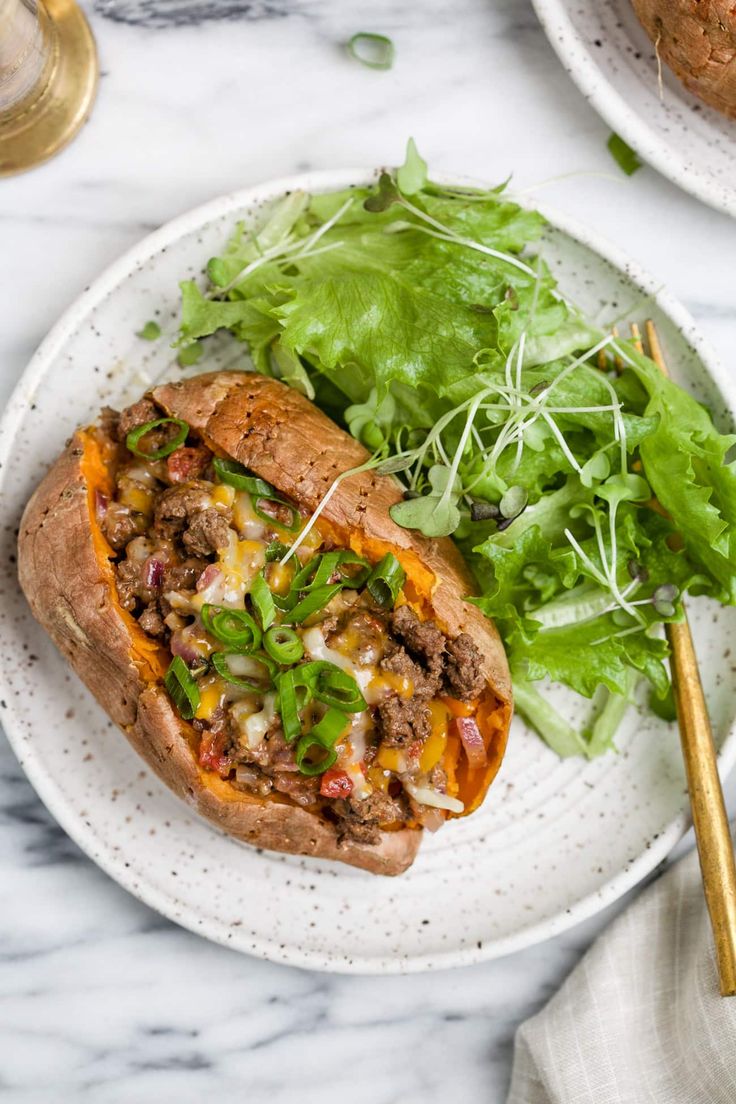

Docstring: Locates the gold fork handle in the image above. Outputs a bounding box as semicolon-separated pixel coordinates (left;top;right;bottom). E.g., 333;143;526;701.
668;615;736;995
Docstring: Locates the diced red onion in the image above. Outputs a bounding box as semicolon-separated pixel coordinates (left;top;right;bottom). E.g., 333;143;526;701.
196;564;222;592
416;806;445;833
235;765;260;786
273;773;318;806
143;556;164;589
453;716;487;769
164;612;186;632
170;631;201;666
94;490;109;520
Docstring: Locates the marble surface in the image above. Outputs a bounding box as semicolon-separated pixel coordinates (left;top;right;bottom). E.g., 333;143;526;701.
1;0;735;1100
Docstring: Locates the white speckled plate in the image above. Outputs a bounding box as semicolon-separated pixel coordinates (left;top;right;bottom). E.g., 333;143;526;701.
532;0;736;218
1;170;735;974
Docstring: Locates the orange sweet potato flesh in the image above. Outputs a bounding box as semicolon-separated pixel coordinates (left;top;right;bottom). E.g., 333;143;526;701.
631;0;736;118
18;371;512;875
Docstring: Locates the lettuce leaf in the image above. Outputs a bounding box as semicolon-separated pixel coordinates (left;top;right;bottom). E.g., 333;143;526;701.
174;143;736;758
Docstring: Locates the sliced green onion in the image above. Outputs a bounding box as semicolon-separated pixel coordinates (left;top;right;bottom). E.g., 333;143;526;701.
334;550;371;589
286;584;342;624
126;417;189;460
272;589;299;613
137;320;161;341
365;552;406;608
300;550;371;591
607;133;642;177
295;742;338;776
252;496;302;533
213;459;276;496
213;459;300;530
289;555;324;592
211;652;275;691
250;573;275;630
309;552;343;588
164;655;200;720
347;32;395;71
276;669;306;743
265;540;291;562
201;604;262;653
295;708;349;776
295;661;367;713
264;626;304;665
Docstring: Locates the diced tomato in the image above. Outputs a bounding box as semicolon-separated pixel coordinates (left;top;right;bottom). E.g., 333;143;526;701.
167;445;211;483
319;769;353;799
198;730;232;778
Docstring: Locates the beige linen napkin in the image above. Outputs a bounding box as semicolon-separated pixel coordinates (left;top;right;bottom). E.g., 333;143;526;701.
507;832;736;1104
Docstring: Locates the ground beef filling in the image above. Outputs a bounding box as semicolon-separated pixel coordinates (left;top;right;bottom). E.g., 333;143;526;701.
103;400;487;845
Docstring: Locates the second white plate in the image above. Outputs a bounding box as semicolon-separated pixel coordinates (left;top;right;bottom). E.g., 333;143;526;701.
533;0;736;218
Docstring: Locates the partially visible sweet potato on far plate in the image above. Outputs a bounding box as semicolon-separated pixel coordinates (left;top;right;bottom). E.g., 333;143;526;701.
631;0;736;119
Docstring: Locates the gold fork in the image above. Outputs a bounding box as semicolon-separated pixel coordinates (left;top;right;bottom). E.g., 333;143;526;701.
626;320;736;996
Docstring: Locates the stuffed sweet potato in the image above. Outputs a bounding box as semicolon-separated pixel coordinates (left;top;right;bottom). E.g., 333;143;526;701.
18;371;512;875
631;0;736;118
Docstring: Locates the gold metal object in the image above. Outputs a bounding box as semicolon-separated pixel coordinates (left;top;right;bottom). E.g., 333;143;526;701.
0;0;98;176
636;319;736;997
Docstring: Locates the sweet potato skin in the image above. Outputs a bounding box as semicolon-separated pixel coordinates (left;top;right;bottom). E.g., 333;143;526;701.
631;0;736;118
18;372;512;875
18;434;420;875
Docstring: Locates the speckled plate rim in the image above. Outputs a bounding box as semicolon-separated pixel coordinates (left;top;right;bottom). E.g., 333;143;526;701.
1;167;734;974
531;0;736;219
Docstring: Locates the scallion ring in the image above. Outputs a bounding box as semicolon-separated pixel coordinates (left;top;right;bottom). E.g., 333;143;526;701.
201;604;262;653
299;550;371;592
164;655;200;720
213;459;301;531
126;417;189;460
250;573;275;631
294;708;349;776
334;550;371;589
212;458;275;496
264;626;304;665
366;552;406;608
276;669;309;743
285;584;342;624
347;32;395;71
211;652;275;692
252;497;302;533
295;661;367;713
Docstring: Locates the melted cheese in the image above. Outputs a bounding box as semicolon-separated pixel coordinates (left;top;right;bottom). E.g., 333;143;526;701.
233;490;267;540
190;530;266;612
301;625;375;700
339;711;372;799
231;693;277;749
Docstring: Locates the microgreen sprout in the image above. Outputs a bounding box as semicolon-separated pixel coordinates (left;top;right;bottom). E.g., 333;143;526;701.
470;500;500;522
369;171;539;279
207;193;351;300
653;583;680;617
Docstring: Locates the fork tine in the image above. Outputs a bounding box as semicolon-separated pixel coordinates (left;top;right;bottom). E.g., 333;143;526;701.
630;321;643;355
610;324;623;372
645;319;667;376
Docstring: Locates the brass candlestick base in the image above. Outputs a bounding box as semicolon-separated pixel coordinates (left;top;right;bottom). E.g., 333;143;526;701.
0;0;99;176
